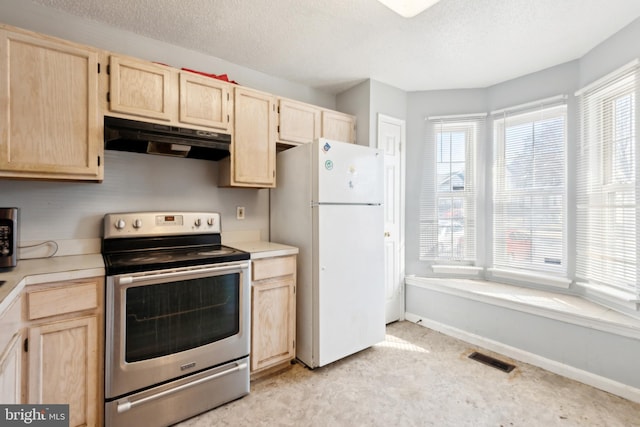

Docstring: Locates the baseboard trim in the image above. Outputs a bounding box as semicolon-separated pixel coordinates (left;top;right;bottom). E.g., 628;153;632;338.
404;312;640;404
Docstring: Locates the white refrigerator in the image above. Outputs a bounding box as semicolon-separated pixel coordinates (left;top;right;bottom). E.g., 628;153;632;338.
270;138;385;368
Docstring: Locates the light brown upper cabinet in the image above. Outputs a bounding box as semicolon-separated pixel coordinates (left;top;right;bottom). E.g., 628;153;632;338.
277;98;321;146
107;55;173;121
179;71;232;132
219;86;277;188
321;109;356;144
105;55;234;132
0;25;103;181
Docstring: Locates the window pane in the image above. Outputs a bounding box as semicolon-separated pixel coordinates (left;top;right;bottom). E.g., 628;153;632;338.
421;119;480;262
494;105;566;274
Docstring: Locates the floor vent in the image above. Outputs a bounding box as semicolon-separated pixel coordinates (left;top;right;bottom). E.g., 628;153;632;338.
468;352;516;373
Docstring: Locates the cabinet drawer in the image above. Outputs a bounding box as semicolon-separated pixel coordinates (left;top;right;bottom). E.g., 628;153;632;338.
27;280;98;320
252;256;296;281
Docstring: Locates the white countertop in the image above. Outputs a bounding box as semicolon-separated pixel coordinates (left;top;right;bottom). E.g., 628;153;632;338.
227;241;299;259
0;254;105;312
0;240;297;311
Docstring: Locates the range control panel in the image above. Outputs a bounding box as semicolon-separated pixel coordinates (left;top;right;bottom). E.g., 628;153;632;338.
103;212;221;238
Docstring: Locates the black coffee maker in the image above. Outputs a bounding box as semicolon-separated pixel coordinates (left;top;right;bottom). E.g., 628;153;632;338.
0;207;18;269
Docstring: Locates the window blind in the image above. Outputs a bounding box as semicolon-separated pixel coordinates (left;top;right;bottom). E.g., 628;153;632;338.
419;114;484;261
576;60;639;297
493;100;567;274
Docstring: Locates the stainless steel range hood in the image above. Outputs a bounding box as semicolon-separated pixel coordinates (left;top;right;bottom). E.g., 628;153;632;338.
104;116;231;161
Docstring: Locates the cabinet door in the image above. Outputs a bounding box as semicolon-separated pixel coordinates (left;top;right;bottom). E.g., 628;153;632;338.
28;316;98;427
278;98;320;145
0;334;22;404
0;27;102;181
232;87;276;187
321;110;356;144
251;277;296;372
179;71;232;132
109;55;173;121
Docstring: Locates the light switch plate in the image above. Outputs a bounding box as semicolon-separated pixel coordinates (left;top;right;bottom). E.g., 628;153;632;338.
236;206;245;220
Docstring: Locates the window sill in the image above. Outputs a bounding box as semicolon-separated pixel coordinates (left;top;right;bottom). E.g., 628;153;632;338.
431;264;483;276
405;275;640;340
575;281;640;312
487;267;572;289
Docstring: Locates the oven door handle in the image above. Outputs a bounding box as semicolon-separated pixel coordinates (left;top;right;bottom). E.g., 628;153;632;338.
118;262;250;284
116;361;248;413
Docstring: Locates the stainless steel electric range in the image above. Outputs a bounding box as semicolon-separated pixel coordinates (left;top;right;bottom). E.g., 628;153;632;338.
102;211;250;427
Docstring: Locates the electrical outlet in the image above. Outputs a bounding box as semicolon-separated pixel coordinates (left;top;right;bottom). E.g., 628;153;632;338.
236;206;245;220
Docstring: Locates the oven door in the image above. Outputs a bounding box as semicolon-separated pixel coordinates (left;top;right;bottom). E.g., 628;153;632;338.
105;260;250;399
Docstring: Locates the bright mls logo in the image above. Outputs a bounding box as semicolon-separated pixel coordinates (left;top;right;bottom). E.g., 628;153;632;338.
0;405;69;426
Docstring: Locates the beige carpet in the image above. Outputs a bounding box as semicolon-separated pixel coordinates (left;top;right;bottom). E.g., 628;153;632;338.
177;321;640;426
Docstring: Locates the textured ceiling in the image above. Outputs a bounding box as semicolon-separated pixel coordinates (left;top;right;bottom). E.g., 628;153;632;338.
30;0;640;94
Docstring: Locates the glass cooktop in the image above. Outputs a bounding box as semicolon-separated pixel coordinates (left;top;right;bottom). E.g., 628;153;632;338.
104;244;249;275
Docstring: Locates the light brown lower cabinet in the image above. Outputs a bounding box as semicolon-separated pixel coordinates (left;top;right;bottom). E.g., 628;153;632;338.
250;255;296;377
0;333;22;404
0;295;22;404
24;277;104;427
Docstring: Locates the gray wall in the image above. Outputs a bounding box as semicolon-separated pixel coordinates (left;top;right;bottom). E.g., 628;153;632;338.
0;0;338;244
0;0;335;109
405;89;487;276
337;79;408;148
403;17;640;392
336;80;371;146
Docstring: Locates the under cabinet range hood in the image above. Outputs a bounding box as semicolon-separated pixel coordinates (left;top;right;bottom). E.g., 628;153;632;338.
104;116;231;161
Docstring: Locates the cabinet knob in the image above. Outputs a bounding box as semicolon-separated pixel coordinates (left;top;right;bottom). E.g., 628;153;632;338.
384;231;391;237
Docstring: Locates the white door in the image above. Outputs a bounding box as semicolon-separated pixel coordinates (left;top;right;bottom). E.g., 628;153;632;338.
378;114;405;324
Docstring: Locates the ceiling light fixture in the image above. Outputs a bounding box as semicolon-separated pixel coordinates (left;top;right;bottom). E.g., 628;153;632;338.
376;0;441;18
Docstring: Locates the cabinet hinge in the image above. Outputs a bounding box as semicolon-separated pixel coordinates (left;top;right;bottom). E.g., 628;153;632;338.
107;64;110;75
277;106;280;114
107;92;110;103
23;338;28;353
227;114;230;123
97;63;101;74
293;339;295;349
277;125;280;133
227;93;230;101
98;155;101;167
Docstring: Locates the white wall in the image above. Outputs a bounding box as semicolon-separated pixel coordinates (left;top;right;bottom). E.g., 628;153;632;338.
0;0;339;245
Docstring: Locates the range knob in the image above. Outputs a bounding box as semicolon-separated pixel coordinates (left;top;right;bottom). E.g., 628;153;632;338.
207;217;214;226
194;218;202;227
115;219;126;230
133;219;143;229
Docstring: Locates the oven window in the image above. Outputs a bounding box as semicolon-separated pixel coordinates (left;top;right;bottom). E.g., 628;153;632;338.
124;273;240;362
